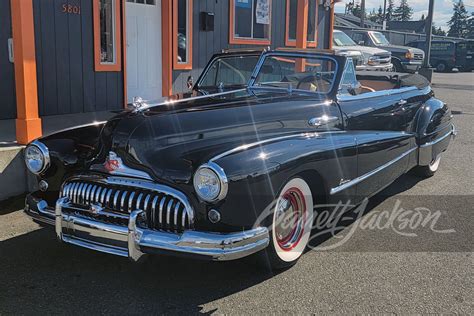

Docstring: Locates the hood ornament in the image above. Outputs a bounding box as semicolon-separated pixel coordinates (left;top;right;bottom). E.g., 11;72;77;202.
92;151;152;180
129;96;145;111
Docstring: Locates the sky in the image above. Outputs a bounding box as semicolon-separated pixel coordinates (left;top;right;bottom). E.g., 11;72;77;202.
334;0;474;31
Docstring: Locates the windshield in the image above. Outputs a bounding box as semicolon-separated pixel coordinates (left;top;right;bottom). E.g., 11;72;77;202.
251;54;337;95
333;31;357;47
370;32;390;45
198;55;260;89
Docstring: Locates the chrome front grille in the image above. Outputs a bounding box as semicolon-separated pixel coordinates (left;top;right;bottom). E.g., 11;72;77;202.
60;177;194;232
414;53;424;60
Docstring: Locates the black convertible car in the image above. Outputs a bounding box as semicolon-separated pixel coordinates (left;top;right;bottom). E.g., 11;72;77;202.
24;49;455;270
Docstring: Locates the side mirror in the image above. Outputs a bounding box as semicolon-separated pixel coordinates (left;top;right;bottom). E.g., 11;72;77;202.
187;76;194;90
358;41;365;45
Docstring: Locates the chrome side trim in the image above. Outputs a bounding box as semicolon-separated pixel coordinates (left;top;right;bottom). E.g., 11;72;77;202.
420;127;455;148
210;131;345;162
330;147;417;195
337;86;422;102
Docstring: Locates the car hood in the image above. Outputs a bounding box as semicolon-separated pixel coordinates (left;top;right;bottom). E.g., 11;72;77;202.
334;45;390;57
377;44;424;55
94;90;330;184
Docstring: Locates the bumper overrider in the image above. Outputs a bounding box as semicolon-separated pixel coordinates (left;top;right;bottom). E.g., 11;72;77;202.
25;194;269;261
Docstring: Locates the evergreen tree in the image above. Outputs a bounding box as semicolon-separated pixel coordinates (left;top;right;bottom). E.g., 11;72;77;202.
432;25;446;36
447;1;469;37
393;0;413;21
467;12;474;39
386;0;395;22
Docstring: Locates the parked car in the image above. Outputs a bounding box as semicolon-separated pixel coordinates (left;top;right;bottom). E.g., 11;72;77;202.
407;39;474;72
333;30;393;71
348;30;425;73
456;40;474;72
24;50;455;270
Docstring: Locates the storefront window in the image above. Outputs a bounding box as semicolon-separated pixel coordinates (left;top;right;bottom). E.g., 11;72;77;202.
230;0;272;45
173;0;193;69
94;0;121;71
286;0;318;47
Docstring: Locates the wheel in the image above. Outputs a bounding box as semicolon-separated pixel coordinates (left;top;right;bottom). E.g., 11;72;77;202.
414;154;441;178
257;177;314;271
436;62;448;72
393;59;404;73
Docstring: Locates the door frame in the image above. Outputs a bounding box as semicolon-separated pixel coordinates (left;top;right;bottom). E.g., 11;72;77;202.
121;0;172;107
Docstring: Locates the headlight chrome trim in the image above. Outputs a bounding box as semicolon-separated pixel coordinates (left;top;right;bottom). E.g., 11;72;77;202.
25;140;51;175
194;162;228;203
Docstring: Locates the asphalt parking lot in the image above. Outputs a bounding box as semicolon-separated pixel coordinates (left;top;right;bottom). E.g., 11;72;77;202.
0;72;473;314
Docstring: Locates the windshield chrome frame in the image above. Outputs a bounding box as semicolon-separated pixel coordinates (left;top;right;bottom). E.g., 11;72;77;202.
247;51;339;96
196;54;262;90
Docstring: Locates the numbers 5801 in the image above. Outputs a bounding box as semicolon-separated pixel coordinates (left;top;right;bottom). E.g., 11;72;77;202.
62;4;81;15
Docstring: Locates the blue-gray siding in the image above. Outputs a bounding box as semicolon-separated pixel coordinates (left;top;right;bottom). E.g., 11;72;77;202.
0;0;16;120
33;0;123;117
172;1;332;93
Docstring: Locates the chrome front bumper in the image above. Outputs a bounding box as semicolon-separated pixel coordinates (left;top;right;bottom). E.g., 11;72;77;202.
25;196;269;261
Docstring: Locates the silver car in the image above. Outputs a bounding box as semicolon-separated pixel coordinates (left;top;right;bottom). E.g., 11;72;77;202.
333;30;393;71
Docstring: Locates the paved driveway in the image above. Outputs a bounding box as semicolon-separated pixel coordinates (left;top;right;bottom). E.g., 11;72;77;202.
0;72;472;314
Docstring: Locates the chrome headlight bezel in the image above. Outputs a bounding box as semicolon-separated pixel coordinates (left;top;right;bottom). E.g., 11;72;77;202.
24;141;50;175
193;162;228;203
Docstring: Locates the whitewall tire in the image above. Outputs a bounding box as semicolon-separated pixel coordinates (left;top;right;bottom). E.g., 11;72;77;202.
259;177;314;270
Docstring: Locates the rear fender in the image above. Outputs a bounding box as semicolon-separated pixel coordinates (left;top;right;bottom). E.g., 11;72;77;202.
416;97;454;166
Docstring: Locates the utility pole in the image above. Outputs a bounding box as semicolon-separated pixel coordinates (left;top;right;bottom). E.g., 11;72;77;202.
383;0;387;30
360;0;366;28
420;0;435;81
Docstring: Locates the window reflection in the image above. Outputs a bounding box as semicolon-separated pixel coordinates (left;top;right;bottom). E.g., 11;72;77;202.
100;0;115;64
177;0;188;64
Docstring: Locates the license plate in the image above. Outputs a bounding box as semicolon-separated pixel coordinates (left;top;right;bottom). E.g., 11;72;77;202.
466;56;472;59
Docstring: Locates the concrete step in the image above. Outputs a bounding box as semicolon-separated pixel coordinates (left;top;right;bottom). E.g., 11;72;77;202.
0;146;36;201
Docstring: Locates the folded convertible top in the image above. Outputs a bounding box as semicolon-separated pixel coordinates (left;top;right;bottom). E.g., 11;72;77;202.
356;71;430;89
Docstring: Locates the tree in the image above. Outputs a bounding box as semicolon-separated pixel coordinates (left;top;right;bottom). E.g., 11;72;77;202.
467;12;474;39
447;1;469;37
386;0;395;22
368;7;384;24
432;26;446;36
393;0;413;21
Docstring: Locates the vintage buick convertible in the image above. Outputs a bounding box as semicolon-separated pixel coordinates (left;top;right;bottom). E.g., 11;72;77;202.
24;49;455;269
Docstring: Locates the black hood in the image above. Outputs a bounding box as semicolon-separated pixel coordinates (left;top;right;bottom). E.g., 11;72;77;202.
97;89;330;185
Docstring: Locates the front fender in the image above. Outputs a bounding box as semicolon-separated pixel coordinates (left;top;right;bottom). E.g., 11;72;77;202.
211;132;357;229
31;122;106;191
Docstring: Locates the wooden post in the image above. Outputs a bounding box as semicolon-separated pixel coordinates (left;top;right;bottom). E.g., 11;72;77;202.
161;0;173;97
296;0;308;72
10;0;42;144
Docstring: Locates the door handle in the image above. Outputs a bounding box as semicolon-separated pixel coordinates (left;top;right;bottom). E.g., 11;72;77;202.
8;38;14;63
308;115;339;127
397;99;407;106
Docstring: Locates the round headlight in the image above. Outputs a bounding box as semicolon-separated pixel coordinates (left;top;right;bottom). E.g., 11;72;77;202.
193;162;228;202
24;141;50;174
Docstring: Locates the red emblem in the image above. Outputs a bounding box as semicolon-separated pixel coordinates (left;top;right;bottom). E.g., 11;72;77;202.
104;152;120;172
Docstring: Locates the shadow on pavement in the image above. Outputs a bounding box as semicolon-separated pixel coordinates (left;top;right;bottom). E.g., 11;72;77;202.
0;227;274;314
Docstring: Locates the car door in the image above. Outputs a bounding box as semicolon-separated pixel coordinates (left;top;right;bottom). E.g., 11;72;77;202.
337;61;413;201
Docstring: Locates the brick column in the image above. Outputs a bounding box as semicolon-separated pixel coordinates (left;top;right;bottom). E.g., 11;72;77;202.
10;0;42;144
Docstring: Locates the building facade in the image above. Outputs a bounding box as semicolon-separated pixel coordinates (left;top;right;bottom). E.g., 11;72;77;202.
1;0;336;144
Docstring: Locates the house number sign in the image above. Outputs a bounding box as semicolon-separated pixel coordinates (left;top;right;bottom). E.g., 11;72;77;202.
62;4;81;14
